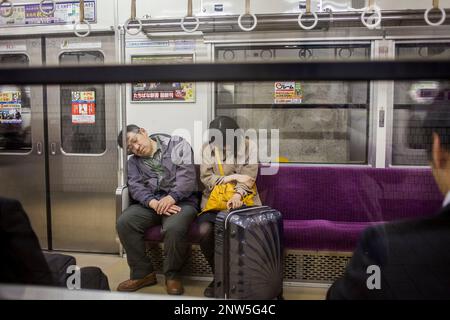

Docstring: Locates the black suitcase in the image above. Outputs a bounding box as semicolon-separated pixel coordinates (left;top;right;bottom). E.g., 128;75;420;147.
214;206;283;300
44;253;110;290
80;267;110;291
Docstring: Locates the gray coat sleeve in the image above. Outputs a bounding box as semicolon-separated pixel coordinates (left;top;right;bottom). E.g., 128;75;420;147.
168;138;197;203
127;158;156;208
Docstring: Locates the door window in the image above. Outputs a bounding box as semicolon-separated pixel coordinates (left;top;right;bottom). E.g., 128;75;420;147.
59;51;106;154
0;54;32;153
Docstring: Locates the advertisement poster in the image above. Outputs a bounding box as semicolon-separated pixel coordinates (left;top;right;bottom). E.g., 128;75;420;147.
131;55;195;103
71;91;96;124
274;81;303;104
0;0;96;26
0;91;22;124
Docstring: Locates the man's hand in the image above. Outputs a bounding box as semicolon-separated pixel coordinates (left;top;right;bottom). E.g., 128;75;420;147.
227;193;243;210
161;204;182;216
149;199;159;211
156;195;176;215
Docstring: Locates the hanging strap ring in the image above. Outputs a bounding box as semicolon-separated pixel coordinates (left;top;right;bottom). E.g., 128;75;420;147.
125;18;143;35
74;0;90;37
125;0;142;35
39;0;56;16
74;20;91;38
0;0;14;18
361;5;382;29
298;11;319;30
180;16;200;33
298;48;313;60
338;47;353;59
238;13;257;31
424;7;446;26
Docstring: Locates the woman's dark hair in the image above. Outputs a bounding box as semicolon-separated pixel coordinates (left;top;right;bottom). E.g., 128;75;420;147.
208;116;242;159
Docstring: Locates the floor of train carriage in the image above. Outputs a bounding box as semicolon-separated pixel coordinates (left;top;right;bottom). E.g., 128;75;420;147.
68;252;330;300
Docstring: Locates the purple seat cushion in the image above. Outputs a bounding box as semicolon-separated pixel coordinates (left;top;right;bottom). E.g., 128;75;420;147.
145;219;381;251
283;219;383;251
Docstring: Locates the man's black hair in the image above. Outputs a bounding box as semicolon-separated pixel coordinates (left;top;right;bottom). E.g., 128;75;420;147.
422;107;450;159
408;88;450;160
117;124;140;149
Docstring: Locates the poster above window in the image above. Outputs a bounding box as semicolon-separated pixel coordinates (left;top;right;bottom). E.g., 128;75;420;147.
0;0;96;27
132;82;194;102
131;54;195;103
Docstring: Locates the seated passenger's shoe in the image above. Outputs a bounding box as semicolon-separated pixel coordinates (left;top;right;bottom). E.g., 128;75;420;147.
204;280;215;298
166;279;184;295
117;272;157;292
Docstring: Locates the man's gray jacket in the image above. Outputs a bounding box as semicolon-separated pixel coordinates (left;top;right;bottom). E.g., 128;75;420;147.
127;134;199;210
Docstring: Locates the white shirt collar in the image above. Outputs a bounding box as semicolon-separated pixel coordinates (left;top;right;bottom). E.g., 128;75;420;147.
443;191;450;208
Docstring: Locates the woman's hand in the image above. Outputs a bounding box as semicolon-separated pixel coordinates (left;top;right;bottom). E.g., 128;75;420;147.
227;193;243;210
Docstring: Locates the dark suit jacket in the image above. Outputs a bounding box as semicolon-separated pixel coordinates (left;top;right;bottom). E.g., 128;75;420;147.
0;197;53;286
327;204;450;300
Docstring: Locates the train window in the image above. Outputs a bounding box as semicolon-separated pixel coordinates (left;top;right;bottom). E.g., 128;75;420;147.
393;44;450;166
59;51;106;154
0;54;32;153
215;45;371;164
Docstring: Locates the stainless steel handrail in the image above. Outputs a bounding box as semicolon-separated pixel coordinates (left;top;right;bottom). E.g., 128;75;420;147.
130;10;450;33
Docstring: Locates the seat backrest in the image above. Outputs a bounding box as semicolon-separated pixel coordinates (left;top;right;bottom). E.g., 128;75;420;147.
149;133;171;139
256;166;443;222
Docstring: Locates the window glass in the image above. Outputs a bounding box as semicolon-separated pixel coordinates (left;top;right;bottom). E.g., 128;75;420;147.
59;51;106;154
215;45;370;164
393;44;450;165
0;54;32;153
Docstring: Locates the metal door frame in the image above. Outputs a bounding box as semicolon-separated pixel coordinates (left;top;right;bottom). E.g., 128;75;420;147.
44;32;119;253
0;37;48;247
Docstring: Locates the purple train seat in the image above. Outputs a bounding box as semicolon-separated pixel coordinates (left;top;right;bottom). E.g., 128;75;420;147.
144;166;443;252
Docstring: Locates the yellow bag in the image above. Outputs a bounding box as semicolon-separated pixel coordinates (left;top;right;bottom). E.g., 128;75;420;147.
201;147;255;214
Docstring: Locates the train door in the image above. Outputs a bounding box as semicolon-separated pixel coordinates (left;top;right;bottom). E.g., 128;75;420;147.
45;34;118;252
0;38;47;248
